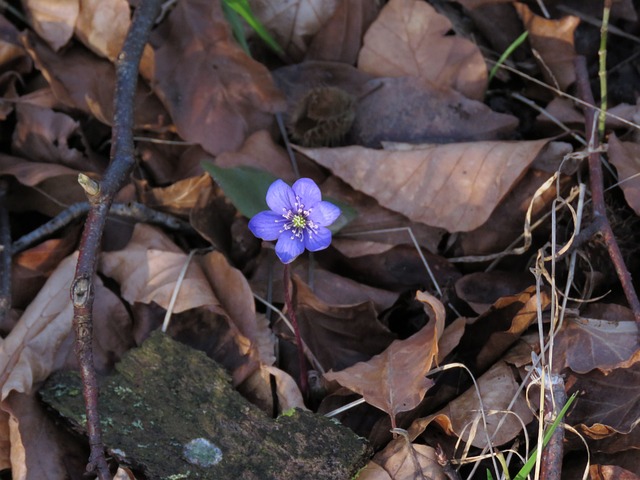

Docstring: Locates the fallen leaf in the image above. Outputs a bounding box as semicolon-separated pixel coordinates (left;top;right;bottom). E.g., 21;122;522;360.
552;304;638;374
359;436;446;480
0;409;8;469
351;77;517;146
136;174;213;218
150;0;286;155
250;0;340;61
74;0;130;61
406;361;534;448
23;0;78;51
568;353;640;438
1;392;81;479
514;2;579;91
306;0;380;65
358;0;487;100
590;464;640;480
294;276;396;372
296;139;551;232
455;286;550;372
607;133;640;216
0;253;132;400
455;271;535;314
22;32;168;129
99;224;221;314
12;103;103;172
324;291;445;427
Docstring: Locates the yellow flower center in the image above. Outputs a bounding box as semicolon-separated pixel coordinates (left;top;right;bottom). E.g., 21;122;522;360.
291;214;307;229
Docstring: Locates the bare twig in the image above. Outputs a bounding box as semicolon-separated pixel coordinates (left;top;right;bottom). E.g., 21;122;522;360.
539;375;567;480
70;1;164;478
574;56;640;328
0;180;11;326
11;201;193;255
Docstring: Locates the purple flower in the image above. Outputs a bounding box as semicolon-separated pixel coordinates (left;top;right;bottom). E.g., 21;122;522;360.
248;178;341;264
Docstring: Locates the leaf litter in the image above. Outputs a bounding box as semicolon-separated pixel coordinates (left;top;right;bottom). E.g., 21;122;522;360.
1;0;640;478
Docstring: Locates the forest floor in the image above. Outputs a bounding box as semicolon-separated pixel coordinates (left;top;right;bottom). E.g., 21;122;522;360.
0;0;639;479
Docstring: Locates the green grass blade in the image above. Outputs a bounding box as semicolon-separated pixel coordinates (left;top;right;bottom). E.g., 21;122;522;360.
489;31;529;83
513;392;577;480
222;0;283;54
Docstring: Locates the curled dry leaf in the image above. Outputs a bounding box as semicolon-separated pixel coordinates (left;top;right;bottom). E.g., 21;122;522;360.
296;138;551;232
514;2;579;91
455;271;535;315
358;0;487;100
22;0;78;51
324;291;445;428
150;0;286;155
250;0;340;61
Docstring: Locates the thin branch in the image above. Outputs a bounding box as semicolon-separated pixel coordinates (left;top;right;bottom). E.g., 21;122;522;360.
574;56;640;328
12;202;193;255
70;1;164;478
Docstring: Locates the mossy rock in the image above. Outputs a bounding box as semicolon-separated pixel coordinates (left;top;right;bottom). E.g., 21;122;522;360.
40;331;371;479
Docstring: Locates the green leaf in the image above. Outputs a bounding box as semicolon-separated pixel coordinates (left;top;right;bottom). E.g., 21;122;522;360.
489;31;529;83
202;163;277;219
221;0;283;54
222;2;251;56
201;163;356;234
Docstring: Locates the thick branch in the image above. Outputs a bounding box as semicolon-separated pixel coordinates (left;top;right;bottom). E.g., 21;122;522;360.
71;1;164;478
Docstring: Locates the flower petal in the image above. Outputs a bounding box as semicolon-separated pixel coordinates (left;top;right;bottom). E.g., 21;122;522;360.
248;211;285;241
266;179;296;214
304;226;332;252
275;233;305;264
308;201;341;227
292;178;321;208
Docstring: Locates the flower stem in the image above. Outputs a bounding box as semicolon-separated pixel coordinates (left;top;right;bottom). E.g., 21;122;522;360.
283;264;308;397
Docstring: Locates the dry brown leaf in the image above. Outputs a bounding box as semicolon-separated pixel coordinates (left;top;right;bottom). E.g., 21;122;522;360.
198;251;276;366
568;353;640;438
0;409;8;470
215;130;326;184
607;133;640;216
455;271;535;315
294;276;396;371
456;286;549;372
1;392;76;479
22;33;168;130
0;253;132;400
23;0;78;51
324;291;445;427
358;0;488;100
136;174;213;218
12;103;103;172
359;436;446;480
305;0;380;65
352;76;517;146
75;0;130;61
296;139;550;232
150;0;285;155
514;3;579;91
405;361;533;448
251;0;340;61
553;304;638;374
99;224;221;314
